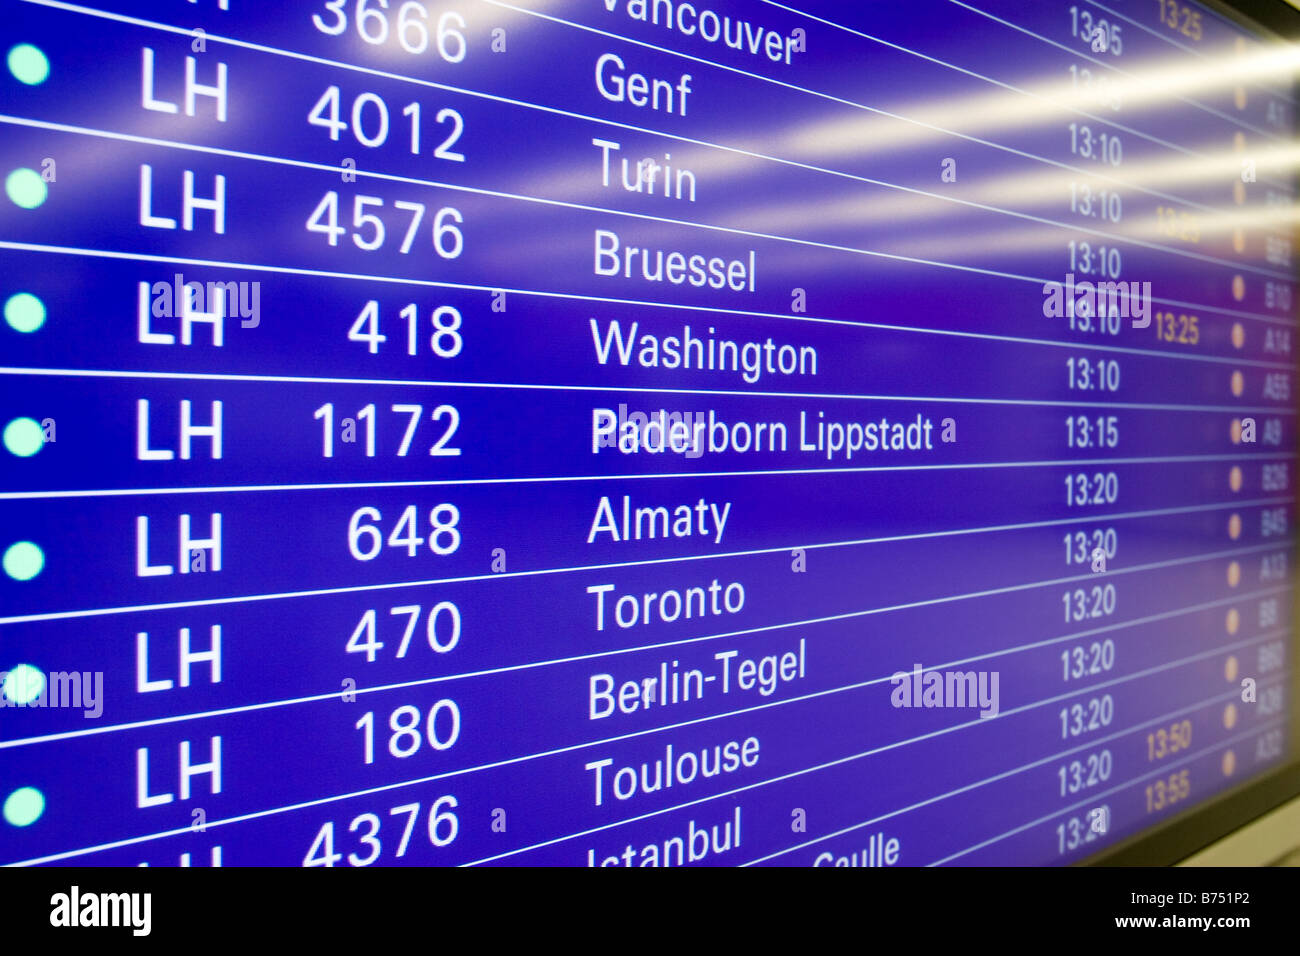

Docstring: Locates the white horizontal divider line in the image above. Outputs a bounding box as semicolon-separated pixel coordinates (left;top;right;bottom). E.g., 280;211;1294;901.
7;645;1286;867
482;0;1294;196
927;714;1285;865
0;551;1288;749
2;363;1298;410
468;672;1289;866
1;460;1296;504
750;707;1287;867
0;500;1289;625
4;238;1296;339
11;0;1295;279
946;0;1298;124
4;112;1295;309
1087;0;1298;105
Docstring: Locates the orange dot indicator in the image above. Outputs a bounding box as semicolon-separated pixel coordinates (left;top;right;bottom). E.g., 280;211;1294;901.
1225;655;1239;681
1227;561;1241;587
1224;703;1238;729
1231;322;1246;348
1234;181;1246;205
1231;371;1244;396
1232;275;1246;301
1235;86;1248;110
1223;749;1237;777
1229;466;1243;492
1233;131;1246;152
1230;419;1242;444
1228;513;1242;539
1226;608;1240;635
1233;229;1246;254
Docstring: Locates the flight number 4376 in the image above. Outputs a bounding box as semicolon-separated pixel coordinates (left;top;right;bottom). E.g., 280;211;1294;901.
304;796;460;867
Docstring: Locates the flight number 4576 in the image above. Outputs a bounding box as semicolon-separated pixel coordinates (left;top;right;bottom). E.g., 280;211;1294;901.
308;192;464;257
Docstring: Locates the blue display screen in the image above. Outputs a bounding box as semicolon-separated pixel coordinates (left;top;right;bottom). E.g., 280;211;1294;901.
0;0;1295;866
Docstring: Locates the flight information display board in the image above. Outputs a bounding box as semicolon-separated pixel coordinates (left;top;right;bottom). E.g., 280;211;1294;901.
0;0;1295;867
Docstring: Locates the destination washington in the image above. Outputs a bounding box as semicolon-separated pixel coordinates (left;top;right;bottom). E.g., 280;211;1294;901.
590;317;818;384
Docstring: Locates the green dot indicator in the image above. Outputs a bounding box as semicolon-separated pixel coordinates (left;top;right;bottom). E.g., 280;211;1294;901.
2;663;45;705
3;417;44;457
3;787;45;827
7;44;50;86
4;293;46;333
5;168;47;209
2;541;43;581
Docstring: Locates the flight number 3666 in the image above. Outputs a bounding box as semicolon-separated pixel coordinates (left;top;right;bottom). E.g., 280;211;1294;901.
308;192;464;257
